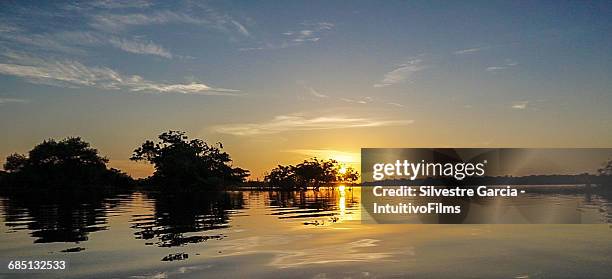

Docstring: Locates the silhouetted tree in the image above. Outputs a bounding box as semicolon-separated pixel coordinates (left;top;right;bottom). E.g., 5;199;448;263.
338;166;359;183
2;137;132;188
294;158;338;189
130;130;249;188
266;165;297;189
265;158;359;190
4;153;27;172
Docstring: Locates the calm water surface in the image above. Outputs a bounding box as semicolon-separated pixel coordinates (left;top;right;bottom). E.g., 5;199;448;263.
0;187;611;278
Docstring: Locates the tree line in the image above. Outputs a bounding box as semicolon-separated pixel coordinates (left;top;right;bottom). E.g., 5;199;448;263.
265;158;359;190
0;131;247;190
0;130;359;190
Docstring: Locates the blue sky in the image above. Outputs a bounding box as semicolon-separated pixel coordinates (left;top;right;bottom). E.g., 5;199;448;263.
1;0;611;177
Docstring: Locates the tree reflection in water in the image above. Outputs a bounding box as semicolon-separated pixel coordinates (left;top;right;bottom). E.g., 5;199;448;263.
267;187;359;223
0;188;361;248
130;191;244;247
1;188;130;243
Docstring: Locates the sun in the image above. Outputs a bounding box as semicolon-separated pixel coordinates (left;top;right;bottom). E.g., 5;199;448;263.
338;165;348;174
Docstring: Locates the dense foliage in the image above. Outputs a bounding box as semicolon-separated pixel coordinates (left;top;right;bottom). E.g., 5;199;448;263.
2;137;132;188
130;131;249;188
265;158;359;190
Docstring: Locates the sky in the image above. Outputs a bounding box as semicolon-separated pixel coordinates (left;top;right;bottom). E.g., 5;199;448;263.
0;0;611;179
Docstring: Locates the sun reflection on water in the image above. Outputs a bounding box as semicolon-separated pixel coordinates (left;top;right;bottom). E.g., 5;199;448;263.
338;185;346;219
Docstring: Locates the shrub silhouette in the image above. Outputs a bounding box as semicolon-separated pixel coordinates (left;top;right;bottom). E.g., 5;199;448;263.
265;158;359;190
130;130;249;188
2;137;131;188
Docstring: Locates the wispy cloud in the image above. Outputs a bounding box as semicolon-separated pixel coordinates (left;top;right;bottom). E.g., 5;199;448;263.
0;24;174;59
386;102;405;107
486;59;519;72
186;2;252;39
0;53;238;95
4;3;249;58
240;21;333;51
374;59;424;88
231;20;251;37
108;37;172;58
88;0;153;9
90;6;251;39
90;11;206;32
453;47;486;55
284;22;333;43
511;101;528;110
340;97;372;104
215;114;413;136
0;98;28;105
297;81;403;107
127;77;239;95
296;81;328;99
63;0;153;11
340;96;405;108
0;23;20;33
0;30;87;54
0;2;247;97
307;87;328;98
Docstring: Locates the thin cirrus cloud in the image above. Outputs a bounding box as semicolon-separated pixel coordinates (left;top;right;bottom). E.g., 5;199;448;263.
386;102;405;107
299;83;405;108
0;31;82;54
374;59;424;88
85;3;251;51
108;37;173;58
215;114;414;136
0;24;175;59
1;2;250;59
0;53;239;95
0;3;244;96
90;11;207;32
340;97;372;104
296;82;328;99
87;8;251;53
308;87;328;98
511;101;529;110
453;47;486;55
90;9;251;39
286;22;333;43
486;59;519;72
231;20;251;37
86;0;153;9
340;96;406;108
240;22;333;51
0;98;28;105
